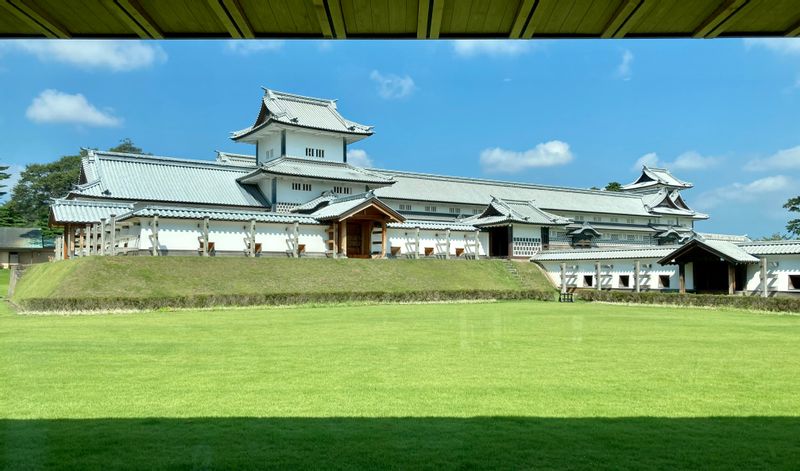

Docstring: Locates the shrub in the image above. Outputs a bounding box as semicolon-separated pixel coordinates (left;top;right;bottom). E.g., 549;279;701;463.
16;289;557;313
576;290;800;313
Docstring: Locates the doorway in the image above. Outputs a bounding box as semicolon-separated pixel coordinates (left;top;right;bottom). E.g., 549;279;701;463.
487;226;509;257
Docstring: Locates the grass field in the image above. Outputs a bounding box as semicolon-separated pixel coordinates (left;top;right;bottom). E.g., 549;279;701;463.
12;258;547;308
2;266;800;469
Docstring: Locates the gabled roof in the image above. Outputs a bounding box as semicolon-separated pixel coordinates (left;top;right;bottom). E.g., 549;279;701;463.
71;150;269;208
117;205;318;224
466;198;569;227
372;169;657;217
737;240;800;256
622;166;693;192
658;237;759;265
695;232;751;243
291;191;339;213
215;151;257;168
0;227;51;249
50;199;134;225
568;222;603;238
231;88;373;141
308;191;404;222
642;189;708;219
239;157;394;185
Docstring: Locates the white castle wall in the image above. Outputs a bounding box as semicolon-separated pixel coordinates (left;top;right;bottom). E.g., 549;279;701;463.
744;255;800;293
285;132;344;162
387;229;488;257
538;259;685;291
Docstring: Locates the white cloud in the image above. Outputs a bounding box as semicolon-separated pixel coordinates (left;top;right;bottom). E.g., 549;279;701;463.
616;50;633;80
369;70;416;99
696;175;792;209
226;40;284;55
631;151;720;171
480;141;573;173
346;149;373;168
26;89;121;127
744;145;800;171
453;40;532;58
1;40;166;71
744;38;800;56
632;152;660;170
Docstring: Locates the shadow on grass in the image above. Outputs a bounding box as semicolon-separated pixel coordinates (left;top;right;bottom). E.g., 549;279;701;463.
2;416;799;470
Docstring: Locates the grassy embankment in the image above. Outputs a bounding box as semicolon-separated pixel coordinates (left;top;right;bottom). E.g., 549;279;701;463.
11;257;552;311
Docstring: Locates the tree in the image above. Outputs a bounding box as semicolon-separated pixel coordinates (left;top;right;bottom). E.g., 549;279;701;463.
109;138;147;154
784;196;800;237
754;233;790;241
604;181;623;192
0;165;10;198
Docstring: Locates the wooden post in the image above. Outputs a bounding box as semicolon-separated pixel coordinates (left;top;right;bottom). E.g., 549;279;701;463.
150;215;159;256
78;226;85;257
202;216;210;256
634;260;641;293
292;220;299;258
474;229;480;260
381;221;387;258
728;263;736;295
248;219;256;257
595;261;601;291
109;215;117;256
94;223;100;255
415;227;420;259
332;222;339;258
760;257;768;298
679;263;686;294
445;228;451;260
99;219;106;256
507;225;514;259
340;220;347;258
560;262;566;294
86;224;92;255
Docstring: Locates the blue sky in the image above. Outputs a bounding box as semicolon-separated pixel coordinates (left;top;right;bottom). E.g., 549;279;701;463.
1;38;799;237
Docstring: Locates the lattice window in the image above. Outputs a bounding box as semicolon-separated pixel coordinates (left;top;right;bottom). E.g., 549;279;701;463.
333;186;351;194
512;237;541;257
399;204;412;211
274;202;299;213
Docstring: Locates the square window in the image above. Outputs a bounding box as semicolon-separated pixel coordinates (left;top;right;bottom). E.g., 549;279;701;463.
619;275;630;288
790;275;800;290
583;275;593;287
659;275;671;288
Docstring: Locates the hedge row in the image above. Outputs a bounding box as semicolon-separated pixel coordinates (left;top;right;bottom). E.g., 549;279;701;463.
577;290;800;313
16;289;558;313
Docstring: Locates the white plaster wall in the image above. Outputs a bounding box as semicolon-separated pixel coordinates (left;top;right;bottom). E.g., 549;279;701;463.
274;178;366;206
538;259;680;291
744;255;800;293
285;132;344;162
256;132;281;164
511;224;542;239
137;219;327;255
387;229;488;257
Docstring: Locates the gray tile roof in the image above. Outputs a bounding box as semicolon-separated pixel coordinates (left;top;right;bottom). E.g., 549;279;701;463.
696;232;752;243
0;227;51;249
50;199;135;224
118;205;318;224
533;246;676;261
72;151;269;207
215;151;257;167
388;220;478;231
659;238;759;265
641;189;708;219
466;198;569;227
240;157;394;185
372;169;657;217
308;191;404;222
231;89;373;140
622;166;693;191
738;240;800;256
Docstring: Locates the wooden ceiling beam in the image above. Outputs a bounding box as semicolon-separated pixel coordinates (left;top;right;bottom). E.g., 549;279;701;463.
113;0;163;39
509;0;536;39
206;0;243;38
2;0;70;38
601;0;642;39
611;0;653;38
222;0;255;38
785;18;800;37
693;0;749;39
417;0;430;39
428;0;444;39
311;0;333;39
326;0;346;39
520;0;543;39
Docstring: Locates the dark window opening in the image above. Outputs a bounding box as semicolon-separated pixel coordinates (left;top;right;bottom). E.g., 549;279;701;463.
583;275;593;287
659;275;671;288
619;275;630;288
790;275;800;290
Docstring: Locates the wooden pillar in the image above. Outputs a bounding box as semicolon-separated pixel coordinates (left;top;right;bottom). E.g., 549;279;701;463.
634;260;641;293
151;215;160;256
109;215;117;256
332;222;339;257
474;229;480;260
595;261;601;291
560;262;566;294
202;216;210;257
78;226;85;257
293;220;300;258
415;226;420;259
507;225;514;259
445;228;451;260
381;221;387;258
760;257;768;298
86;224;92;255
99;219;106;256
67;224;75;259
248;219;256;258
728;263;736;295
340;220;347;258
678;263;686;294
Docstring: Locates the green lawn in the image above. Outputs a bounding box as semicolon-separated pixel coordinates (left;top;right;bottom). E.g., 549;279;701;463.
2;286;799;469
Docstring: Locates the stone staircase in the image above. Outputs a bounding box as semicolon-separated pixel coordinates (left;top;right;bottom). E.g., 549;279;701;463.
502;259;524;288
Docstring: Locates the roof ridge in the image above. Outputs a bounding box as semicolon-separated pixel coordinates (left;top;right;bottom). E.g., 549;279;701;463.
264;87;336;105
94;150;251;171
